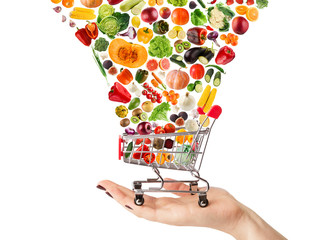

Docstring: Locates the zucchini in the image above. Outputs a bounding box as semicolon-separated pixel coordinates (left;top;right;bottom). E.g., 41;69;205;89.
120;0;143;12
171;54;184;61
131;1;146;15
205;69;214;83
213;71;221;87
170;57;186;68
197;0;206;8
125;142;133;158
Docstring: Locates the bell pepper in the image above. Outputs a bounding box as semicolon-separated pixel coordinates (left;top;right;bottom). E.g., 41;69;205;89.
143;153;155;164
226;0;234;5
75;27;92;46
117;68;133;85
152;20;169;35
215;46;235;65
135;69;149;84
137;28;153;44
133;145;150;159
108;82;131;103
187;27;207;46
246;0;254;5
85;21;98;40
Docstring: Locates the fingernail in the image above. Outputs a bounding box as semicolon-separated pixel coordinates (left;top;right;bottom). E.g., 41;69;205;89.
97;185;106;191
125;205;133;210
106;191;113;198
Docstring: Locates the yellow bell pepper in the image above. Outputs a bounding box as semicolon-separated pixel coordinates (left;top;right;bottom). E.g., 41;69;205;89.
176;129;193;144
137;27;153;44
156;151;166;165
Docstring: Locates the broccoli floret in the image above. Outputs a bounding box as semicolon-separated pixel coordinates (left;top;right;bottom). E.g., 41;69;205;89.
94;37;109;52
167;0;188;7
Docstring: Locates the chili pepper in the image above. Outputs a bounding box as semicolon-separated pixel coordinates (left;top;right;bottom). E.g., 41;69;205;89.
152;20;169;35
187;27;207;46
246;0;254;5
215;46;236;65
143;153;155;164
117;68;133;85
206;26;214;31
209;0;217;4
205;65;226;74
108;82;131;103
75;28;92;46
85;21;98;40
226;0;234;5
135;69;149;84
133;145;150;159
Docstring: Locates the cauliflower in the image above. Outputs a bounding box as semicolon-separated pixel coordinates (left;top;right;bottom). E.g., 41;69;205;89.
209;7;226;29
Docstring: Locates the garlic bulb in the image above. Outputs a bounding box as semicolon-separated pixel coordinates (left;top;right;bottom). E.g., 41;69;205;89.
185;119;199;132
178;92;196;111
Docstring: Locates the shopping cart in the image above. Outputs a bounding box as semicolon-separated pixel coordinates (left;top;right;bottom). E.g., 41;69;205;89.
118;105;222;207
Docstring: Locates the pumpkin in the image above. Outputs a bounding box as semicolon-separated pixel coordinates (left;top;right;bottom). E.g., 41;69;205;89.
166;69;190;90
109;38;148;68
80;0;102;8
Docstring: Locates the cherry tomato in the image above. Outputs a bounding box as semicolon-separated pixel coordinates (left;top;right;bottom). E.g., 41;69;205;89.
156;98;162;103
148;87;153;92
151;98;157;103
147;94;152;99
142;90;148;95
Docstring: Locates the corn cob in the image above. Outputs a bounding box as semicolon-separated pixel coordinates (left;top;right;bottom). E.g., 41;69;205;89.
70;11;96;20
73;7;95;14
197;85;211;108
203;88;217;113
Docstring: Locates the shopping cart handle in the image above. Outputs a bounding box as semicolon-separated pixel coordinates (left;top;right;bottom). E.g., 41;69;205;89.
118;135;123;160
197;107;205;115
207;105;222;119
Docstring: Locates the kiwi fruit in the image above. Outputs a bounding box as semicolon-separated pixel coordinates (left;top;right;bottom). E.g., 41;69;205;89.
174;40;183;47
175;44;184;53
139;112;148;121
120;118;130;127
182;41;191;50
130;116;140;124
132;108;143;117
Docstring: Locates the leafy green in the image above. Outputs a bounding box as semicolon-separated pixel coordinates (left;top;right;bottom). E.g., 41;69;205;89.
167;0;188;7
148;102;171;122
98;16;120;38
148;36;173;58
112;12;130;32
94;37;109;52
191;9;207;26
216;3;235;19
256;0;268;9
98;4;115;23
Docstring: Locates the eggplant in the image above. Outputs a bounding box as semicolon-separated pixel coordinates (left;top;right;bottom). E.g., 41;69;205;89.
198;48;215;65
184;47;206;65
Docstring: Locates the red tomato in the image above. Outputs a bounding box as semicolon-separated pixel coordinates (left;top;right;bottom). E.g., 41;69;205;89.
143;153;155;164
190;64;205;80
164;123;176;133
171;8;189;25
154;126;165;134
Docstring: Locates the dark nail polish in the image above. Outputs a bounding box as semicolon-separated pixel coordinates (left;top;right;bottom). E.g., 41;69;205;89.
125;205;133;210
97;185;106;191
106;191;113;198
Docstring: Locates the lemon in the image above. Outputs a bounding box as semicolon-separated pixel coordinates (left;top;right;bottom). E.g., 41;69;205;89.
131;16;140;28
173;26;183;33
199;115;210;127
168;29;177;39
177;30;186;40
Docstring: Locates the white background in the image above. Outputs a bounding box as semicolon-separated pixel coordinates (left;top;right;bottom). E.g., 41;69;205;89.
1;0;322;239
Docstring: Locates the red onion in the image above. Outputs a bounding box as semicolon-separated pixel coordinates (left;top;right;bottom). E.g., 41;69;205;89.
125;127;135;135
117;27;137;40
53;6;62;13
141;7;158;24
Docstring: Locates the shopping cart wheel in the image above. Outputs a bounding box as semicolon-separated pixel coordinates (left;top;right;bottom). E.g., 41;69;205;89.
189;182;198;195
198;195;208;208
134;195;144;206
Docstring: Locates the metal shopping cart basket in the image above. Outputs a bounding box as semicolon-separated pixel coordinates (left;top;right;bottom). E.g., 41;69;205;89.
118;105;222;207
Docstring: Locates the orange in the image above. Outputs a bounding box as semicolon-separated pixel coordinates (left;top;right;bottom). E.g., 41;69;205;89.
246;7;259;22
148;0;156;6
235;6;249;15
156;0;164;5
51;0;62;3
220;34;227;40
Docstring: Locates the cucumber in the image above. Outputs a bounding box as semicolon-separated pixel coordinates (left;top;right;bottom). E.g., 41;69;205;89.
120;0;143;12
171;54;184;61
131;1;146;15
170;57;186;68
197;0;206;8
195;83;203;93
213;71;221;87
125;142;133;158
205;69;214;83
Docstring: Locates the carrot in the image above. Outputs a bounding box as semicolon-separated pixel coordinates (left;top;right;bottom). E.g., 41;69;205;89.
152;72;167;90
151;79;163;90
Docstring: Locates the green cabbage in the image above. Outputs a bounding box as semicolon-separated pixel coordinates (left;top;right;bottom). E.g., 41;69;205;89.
98;16;120;38
167;0;188;7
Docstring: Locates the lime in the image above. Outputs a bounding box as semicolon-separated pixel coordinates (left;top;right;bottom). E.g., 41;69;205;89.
168;29;177;39
177;30;186;40
195;84;203;93
187;83;195;92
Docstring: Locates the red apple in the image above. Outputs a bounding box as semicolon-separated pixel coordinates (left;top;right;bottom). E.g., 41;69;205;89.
159;7;171;19
232;16;249;35
137;122;152;135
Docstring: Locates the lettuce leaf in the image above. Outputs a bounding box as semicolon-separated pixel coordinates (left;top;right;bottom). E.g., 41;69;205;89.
148;102;171;122
191;9;207;26
148;36;173;58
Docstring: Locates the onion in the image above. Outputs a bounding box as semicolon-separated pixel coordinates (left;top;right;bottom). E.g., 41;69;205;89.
207;31;220;48
117;26;137;40
141;7;158;24
125;127;135;135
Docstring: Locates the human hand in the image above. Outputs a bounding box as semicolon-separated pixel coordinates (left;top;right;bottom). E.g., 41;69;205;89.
97;180;287;240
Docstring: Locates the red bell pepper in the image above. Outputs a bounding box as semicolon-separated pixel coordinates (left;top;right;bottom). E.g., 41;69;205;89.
187;27;207;46
143;153;155;164
75;28;92;46
85;22;98;40
215;46;236;65
236;0;243;4
133;145;150;159
246;0;254;5
108;82;131;103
